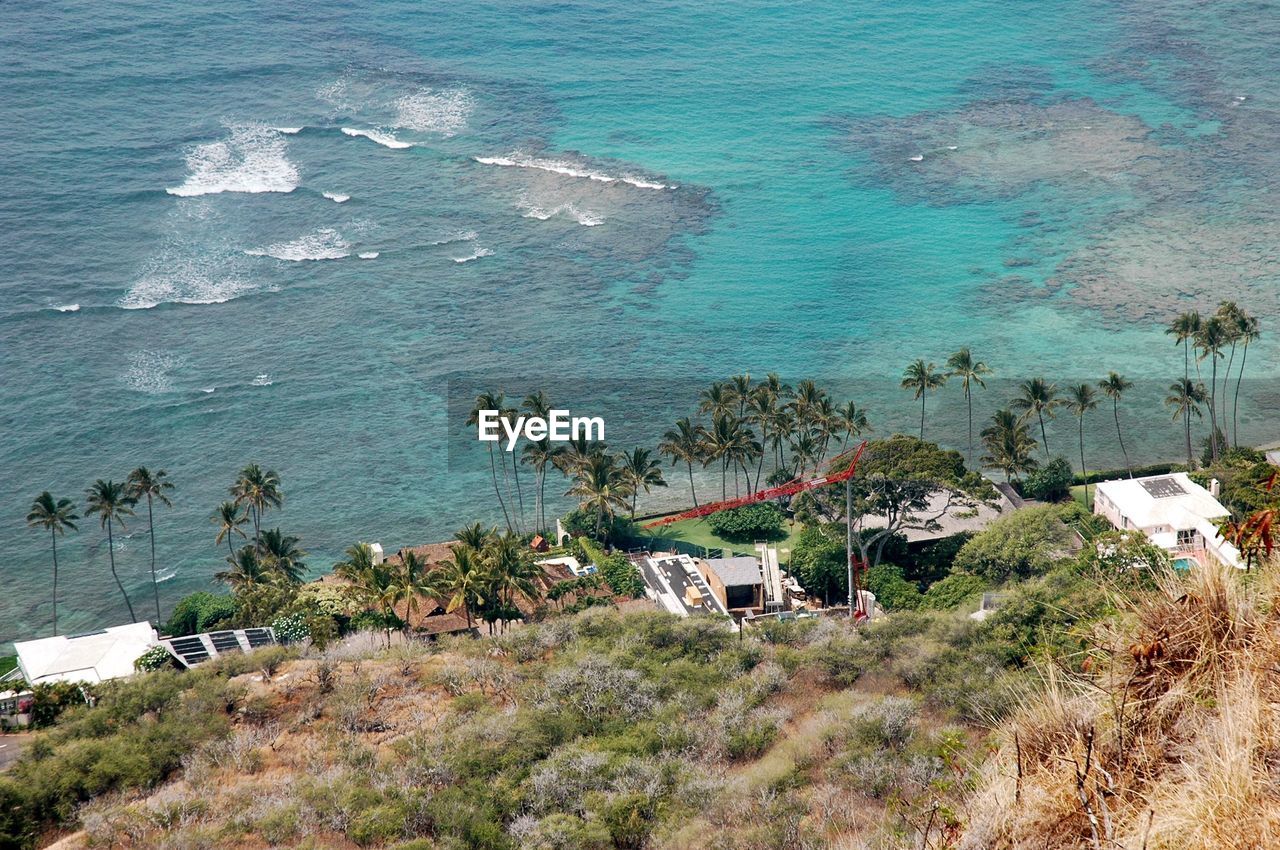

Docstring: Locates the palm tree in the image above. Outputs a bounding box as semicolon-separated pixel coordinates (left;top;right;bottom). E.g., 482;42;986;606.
618;447;667;518
946;348;991;468
257;528;307;583
1195;316;1229;462
788;432;820;478
1165;378;1207;467
85;479;138;623
1216;302;1243;444
230;464;282;550
566;453;631;540
522;437;562;536
1230;310;1260;447
554;434;607;479
26;492;78;636
335;542;402;647
499;401;527;534
468;391;513;533
1067;384;1099;503
1167;311;1202;387
482;532;542;634
836;401;870;451
1012;378;1060;457
900;360;947;441
216;544;270;590
659;418;706;510
126;467;174;626
698;382;736;421
213;501;248;557
789;379;827;432
980;409;1039;482
454;521;495;553
1098;372;1133;476
703;414;736;500
729;373;753;420
430;544;487;632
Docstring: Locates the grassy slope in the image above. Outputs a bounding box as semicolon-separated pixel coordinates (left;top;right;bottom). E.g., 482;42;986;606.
644;516;805;562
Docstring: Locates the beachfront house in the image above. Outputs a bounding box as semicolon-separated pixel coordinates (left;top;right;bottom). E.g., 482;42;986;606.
10;622;158;686
1092;472;1244;569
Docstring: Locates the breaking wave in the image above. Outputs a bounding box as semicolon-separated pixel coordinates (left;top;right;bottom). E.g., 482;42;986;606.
519;199;604;226
119;251;256;310
341;127;412;149
473;153;669;189
166;124;299;196
393;87;473;136
246;228;350;261
452;246;493;263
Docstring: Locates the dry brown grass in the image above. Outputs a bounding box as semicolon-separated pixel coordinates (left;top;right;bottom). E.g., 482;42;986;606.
961;558;1280;850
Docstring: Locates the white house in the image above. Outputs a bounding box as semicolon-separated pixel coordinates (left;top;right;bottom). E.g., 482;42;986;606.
12;622;158;686
1092;472;1244;569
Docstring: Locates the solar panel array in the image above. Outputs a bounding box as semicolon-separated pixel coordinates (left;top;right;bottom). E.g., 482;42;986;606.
1140;477;1188;499
159;628;277;668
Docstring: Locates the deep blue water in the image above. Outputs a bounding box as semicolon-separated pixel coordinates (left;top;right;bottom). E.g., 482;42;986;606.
3;0;1279;644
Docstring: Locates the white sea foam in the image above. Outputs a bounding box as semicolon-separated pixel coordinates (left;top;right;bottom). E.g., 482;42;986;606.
252;374;273;386
908;154;924;162
167;124;299;196
155;569;178;582
473;153;669;189
200;386;216;394
519;200;604;226
54;303;81;312
430;230;478;245
341;127;412;149
393;87;473;136
120;253;256;310
322;191;350;203
452;246;493;263
358;251;379;259
124;351;183;394
274;126;303;134
246;228;350;261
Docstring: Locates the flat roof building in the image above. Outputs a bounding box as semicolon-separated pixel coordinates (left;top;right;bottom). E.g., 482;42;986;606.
13;622;158;686
1093;472;1243;569
700;556;765;612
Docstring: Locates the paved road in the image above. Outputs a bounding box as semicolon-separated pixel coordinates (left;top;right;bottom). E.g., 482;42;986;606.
0;733;32;771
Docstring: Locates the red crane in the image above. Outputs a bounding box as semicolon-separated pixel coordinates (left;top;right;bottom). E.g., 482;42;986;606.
642;441;867;529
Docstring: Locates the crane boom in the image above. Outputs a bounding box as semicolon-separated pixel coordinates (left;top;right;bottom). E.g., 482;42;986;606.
642;441;867;529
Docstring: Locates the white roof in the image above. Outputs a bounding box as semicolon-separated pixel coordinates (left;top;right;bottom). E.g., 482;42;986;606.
1094;472;1229;530
14;622;157;685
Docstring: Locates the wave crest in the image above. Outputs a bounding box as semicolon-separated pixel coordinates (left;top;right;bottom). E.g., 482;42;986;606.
246;228;351;261
341;127;412;149
167;124;299;197
473;153;669;190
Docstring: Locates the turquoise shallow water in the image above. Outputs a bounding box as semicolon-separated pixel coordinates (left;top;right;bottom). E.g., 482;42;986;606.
2;0;1279;644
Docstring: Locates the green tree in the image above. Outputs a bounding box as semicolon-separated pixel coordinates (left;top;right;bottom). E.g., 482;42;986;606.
26;492;78;636
1011;378;1060;457
900;359;947;441
1167;310;1201;386
468;391;513;533
125;467;174;626
85;479;138;623
1195;316;1229;462
335;542;404;647
1066;383;1099;503
567;453;631;541
522;436;562;536
454;521;495;553
257;528;307;584
980;408;1039;482
213;501;247;557
618;447;667;518
1229;309;1259;448
230;464;282;551
1098;372;1133;476
946;347;991;469
953;504;1074;582
429;544;488;632
1165;378;1206;468
216;544;270;591
659;417;706;510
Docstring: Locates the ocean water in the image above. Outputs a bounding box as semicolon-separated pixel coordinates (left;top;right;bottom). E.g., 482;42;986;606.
3;0;1279;644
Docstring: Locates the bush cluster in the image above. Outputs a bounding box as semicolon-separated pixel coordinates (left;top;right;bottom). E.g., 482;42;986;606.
706;502;786;541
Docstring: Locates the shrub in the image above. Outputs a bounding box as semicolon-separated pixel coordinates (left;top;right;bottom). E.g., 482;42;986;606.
952;504;1075;582
1024;457;1074;502
134;645;174;672
920;574;987;610
271;611;311;644
863;564;922;611
165;591;237;636
597;553;645;599
706;503;786;541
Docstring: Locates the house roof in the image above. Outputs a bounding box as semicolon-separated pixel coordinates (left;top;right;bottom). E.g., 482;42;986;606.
703;556;764;587
14;622;157;685
1094;472;1229;529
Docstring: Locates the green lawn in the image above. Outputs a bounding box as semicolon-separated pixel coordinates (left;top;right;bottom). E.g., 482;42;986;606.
1070;484;1095;511
640;516;806;563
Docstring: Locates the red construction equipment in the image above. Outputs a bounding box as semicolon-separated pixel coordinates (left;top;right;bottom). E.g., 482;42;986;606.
642;441;867;529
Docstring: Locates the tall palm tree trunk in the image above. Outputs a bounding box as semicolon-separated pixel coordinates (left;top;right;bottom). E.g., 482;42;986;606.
1037;412;1050;457
1233;341;1249;448
686;461;699;508
1223;343;1237;448
919;394;926;440
965;387;974;469
51;530;59;636
1185;412;1194;468
487;445;513;532
511;454;526;534
1078;419;1089;505
146;495;161;624
1112;398;1131;476
1209;360;1220;462
107;521;136;622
